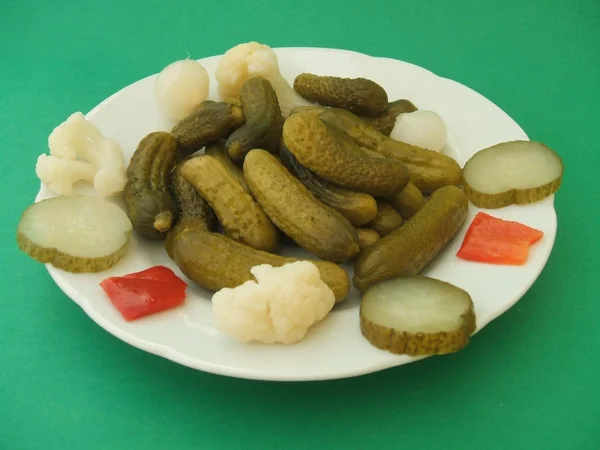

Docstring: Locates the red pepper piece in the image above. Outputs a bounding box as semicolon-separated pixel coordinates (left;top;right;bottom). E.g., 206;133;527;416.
122;265;188;290
467;212;544;244
457;235;531;265
457;212;544;265
100;266;187;321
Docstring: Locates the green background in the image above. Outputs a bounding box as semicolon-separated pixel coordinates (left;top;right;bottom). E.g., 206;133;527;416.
1;0;598;448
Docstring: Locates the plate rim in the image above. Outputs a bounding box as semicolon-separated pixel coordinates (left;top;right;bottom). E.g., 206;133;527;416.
37;46;558;381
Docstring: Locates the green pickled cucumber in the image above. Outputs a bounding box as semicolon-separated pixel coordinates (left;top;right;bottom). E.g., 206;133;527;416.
369;201;404;236
125;131;178;240
181;155;279;253
225;77;284;162
165;159;217;258
356;228;380;252
204;144;249;193
354;185;469;293
172;100;245;157
289;105;327;116
171;229;350;303
282;112;409;196
279;144;377;226
318;108;462;193
387;181;426;219
361;99;418;136
243;149;360;263
290;101;417;136
293;73;388;116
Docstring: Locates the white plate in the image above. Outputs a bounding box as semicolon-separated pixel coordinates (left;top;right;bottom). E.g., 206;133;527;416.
36;47;557;381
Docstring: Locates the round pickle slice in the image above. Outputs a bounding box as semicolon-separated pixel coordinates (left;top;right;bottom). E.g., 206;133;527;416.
462;140;564;208
17;195;132;273
360;276;476;356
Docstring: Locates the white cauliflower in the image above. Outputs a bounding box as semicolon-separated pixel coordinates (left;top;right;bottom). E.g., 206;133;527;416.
212;261;335;344
35;155;97;196
36;112;127;197
215;41;315;117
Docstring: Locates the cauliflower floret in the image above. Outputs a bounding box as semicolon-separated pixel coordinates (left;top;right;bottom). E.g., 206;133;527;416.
212;261;336;344
35;154;97;196
37;112;127;197
215;41;315;117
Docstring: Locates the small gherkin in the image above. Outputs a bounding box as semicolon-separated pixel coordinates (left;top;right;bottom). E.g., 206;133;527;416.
293;73;388;117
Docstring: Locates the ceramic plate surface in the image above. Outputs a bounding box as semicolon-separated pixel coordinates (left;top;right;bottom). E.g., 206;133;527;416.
36;47;556;381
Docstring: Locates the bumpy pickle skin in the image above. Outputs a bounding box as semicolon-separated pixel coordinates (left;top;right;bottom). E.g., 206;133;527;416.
124;131;178;240
293;73;388;117
171;100;245;157
171;229;350;303
282;112;409;196
225;77;284;162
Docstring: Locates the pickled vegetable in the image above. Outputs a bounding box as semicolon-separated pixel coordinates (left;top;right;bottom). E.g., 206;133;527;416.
124;132;178;239
462;140;564;208
354;185;469;293
362;99;418;135
171;100;245;157
360;277;476;355
294;73;388;116
369;201;403;236
171;229;350;303
283;112;409;196
225;77;284;162
319;108;462;193
17;195;132;273
181;155;279;252
279;144;377;226
244;149;359;262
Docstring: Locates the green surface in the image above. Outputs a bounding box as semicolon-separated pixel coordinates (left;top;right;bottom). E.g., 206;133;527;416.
1;0;599;448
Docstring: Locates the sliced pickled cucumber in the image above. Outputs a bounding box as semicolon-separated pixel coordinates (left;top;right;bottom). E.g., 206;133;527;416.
360;276;476;355
462;140;564;208
17;195;132;273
